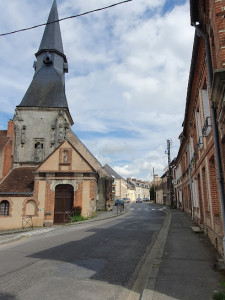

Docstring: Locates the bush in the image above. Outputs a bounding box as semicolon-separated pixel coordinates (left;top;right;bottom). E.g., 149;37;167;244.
70;206;88;223
73;206;82;216
70;215;87;222
213;292;225;300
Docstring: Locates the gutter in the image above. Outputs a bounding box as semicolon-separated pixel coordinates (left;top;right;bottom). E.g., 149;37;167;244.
0;192;33;196
191;22;225;258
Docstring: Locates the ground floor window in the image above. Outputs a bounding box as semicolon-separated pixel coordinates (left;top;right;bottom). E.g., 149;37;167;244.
0;200;9;216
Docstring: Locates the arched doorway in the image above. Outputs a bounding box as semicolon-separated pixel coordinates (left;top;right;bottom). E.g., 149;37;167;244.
54;184;74;224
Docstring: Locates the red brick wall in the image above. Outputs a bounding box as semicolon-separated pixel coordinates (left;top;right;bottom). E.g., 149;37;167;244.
2;121;15;178
211;0;225;68
197;174;204;224
208;154;220;217
74;182;83;209
175;0;225;257
221;142;225;192
44;182;55;222
202;166;209;217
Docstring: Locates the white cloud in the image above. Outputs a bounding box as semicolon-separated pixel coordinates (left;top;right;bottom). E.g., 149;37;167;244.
0;0;194;180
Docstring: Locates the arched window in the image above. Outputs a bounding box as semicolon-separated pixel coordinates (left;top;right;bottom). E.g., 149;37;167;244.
26;200;36;216
0;200;9;216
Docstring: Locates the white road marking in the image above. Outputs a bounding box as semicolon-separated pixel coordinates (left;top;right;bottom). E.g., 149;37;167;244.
159;207;167;211
130;207;164;212
19;228;55;237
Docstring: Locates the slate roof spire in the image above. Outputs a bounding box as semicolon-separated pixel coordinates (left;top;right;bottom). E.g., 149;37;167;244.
37;0;65;59
18;0;69;109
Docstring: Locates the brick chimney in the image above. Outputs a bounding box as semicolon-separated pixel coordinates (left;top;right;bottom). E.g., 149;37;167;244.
7;120;15;140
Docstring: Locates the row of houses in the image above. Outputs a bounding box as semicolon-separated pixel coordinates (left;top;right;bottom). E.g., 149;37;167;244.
103;164;151;202
156;0;225;258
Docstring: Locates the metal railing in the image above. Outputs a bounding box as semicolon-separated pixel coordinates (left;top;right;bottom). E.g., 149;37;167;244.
202;117;211;137
22;215;33;230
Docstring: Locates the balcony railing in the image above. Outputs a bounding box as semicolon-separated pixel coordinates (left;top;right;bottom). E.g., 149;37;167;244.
202;117;211;137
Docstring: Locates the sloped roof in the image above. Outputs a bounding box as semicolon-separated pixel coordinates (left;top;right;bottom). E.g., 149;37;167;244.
0;167;35;194
18;65;68;108
35;139;96;173
127;180;135;189
0;131;10;154
17;0;68;109
67;130;108;177
38;0;64;56
103;164;122;179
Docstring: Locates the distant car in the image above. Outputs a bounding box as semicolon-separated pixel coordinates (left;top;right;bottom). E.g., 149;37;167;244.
136;198;142;203
114;199;124;206
143;198;149;202
122;197;131;203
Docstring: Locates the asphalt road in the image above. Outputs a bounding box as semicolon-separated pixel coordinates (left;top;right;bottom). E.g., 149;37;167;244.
0;203;166;300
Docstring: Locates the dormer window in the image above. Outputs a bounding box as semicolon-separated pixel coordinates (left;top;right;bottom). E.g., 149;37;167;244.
43;52;52;65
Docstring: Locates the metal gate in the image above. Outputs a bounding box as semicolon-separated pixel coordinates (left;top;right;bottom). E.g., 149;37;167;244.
54;184;74;224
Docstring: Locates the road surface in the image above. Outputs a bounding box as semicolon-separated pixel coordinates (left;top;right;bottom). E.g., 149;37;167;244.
0;203;166;300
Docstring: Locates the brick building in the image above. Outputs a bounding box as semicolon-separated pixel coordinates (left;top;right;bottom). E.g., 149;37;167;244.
155;172;169;205
173;0;225;257
0;1;112;229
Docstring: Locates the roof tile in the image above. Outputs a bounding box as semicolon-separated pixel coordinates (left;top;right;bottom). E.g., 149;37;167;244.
0;131;10;153
0;167;35;194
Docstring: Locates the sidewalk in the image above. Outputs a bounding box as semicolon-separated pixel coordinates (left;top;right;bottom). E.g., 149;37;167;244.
0;204;126;246
1;205;224;299
149;209;225;300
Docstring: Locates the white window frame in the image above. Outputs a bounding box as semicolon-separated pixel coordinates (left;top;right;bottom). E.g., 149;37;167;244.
202;88;211;136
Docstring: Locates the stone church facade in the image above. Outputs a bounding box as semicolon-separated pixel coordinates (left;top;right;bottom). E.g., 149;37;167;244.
0;0;112;229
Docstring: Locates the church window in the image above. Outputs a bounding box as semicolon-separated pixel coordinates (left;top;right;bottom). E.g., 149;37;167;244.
0;200;9;216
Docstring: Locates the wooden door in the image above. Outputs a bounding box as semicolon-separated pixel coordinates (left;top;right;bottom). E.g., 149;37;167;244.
54;184;74;224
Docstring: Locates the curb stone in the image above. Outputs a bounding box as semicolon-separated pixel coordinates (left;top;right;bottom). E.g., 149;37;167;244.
117;207;171;300
0;207;128;246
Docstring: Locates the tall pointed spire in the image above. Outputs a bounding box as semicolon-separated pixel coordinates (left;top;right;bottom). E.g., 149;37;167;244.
37;0;64;57
18;0;69;109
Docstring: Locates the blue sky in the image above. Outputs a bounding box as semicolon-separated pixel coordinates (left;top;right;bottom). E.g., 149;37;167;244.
0;0;194;180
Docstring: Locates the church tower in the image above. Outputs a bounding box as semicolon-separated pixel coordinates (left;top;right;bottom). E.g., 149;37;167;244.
0;0;112;230
13;0;73;166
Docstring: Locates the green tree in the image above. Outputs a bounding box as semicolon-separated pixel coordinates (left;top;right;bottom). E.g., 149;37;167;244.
150;184;156;202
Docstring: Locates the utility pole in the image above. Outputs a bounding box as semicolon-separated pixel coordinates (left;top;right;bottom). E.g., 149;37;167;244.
167;139;174;207
153;167;155;202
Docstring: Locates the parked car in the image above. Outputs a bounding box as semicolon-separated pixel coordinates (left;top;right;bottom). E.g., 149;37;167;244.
136;198;142;203
122;197;131;203
114;199;124;206
143;198;149;202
